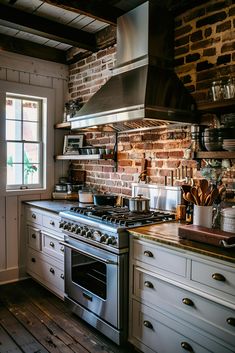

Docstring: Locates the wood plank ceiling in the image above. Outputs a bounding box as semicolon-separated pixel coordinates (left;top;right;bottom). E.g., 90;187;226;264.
0;0;210;64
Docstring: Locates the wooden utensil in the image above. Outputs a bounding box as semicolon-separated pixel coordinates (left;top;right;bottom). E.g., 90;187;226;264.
206;188;219;206
191;186;200;205
186;191;196;204
198;179;209;206
181;184;191;195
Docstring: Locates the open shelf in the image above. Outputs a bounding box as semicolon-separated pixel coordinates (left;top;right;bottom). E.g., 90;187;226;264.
194;151;235;159
197;98;235;114
55;153;114;161
54;122;71;129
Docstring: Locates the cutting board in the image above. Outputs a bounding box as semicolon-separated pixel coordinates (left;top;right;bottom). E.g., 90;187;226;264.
178;224;235;248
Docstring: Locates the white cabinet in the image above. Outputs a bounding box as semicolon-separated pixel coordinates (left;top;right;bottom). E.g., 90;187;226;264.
129;238;235;353
25;206;64;299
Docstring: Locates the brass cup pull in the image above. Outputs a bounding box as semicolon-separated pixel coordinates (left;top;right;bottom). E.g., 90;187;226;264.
50;267;55;274
144;281;154;288
182;298;194;306
49;241;55;248
143;320;153;329
181;341;193;351
32;233;36;239
212;273;226;281
50;221;55;226
227;317;235;326
144;250;153;257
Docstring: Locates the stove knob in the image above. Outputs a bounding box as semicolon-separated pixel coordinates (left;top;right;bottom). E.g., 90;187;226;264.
70;225;76;232
63;222;69;230
76;227;82;234
67;224;73;231
59;221;65;228
100;234;108;243
105;236;117;245
85;230;92;238
81;228;86;236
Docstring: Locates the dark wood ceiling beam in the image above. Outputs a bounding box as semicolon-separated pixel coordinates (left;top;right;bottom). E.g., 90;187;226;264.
0;4;97;51
43;0;124;26
0;33;67;64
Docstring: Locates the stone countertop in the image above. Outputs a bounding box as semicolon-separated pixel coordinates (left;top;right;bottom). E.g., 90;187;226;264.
129;222;235;264
24;199;79;214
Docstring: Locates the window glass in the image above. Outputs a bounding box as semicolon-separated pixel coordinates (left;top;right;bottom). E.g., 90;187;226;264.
6;95;43;190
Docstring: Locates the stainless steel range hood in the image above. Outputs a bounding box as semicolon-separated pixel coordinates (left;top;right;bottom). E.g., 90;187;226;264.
70;1;197;132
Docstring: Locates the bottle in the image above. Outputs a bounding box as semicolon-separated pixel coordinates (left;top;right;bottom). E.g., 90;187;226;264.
186;203;193;224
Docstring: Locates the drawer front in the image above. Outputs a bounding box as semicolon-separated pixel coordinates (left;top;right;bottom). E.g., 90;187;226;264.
191;260;235;297
26;208;42;225
27;249;64;292
42;232;64;262
133;266;235;345
42;214;62;233
133;240;187;277
27;226;41;251
132;300;233;353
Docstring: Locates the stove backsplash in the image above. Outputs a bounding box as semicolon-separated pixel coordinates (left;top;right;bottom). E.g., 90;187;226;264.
132;183;182;212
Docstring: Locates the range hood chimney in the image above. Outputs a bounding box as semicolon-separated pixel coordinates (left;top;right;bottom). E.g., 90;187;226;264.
70;1;197;132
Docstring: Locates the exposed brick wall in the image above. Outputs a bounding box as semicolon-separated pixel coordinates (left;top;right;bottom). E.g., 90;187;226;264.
68;0;235;195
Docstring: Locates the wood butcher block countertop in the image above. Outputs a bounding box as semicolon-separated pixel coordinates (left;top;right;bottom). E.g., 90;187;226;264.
129;221;235;264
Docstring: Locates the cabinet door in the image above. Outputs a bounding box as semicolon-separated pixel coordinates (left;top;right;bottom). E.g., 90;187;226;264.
26;208;42;225
27;226;41;251
132;300;233;353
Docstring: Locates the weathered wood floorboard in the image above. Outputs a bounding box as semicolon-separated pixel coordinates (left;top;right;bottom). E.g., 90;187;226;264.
0;279;137;353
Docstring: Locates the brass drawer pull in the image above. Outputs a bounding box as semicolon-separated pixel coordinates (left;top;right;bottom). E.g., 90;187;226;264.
50;267;55;274
181;341;193;351
212;273;225;281
182;298;194;306
144;281;154;288
31;257;36;263
144;250;153;257
32;233;36;239
60;246;64;252
60;274;64;280
32;213;36;219
49;241;55;248
50;221;55;226
227;317;235;326
143;320;153;329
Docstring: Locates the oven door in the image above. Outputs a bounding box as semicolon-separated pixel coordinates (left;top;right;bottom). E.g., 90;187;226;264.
62;236;121;328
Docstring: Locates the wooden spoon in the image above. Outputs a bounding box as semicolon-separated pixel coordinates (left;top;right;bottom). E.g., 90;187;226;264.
206;188;219;206
198;179;209;206
191;186;200;205
184;192;195;204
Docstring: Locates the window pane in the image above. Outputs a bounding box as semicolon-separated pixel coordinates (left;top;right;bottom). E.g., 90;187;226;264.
7;164;23;185
24;164;40;184
24;143;40;163
6;120;22;140
6;98;21;120
7;142;22;163
23;100;39;122
23;121;39;141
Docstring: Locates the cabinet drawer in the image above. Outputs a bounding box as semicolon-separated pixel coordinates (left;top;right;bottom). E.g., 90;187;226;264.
42;214;62;233
191;260;235;297
27;226;41;251
26;208;42;225
133;266;235;346
132;300;233;353
27;249;64;293
42;232;64;262
133;240;186;277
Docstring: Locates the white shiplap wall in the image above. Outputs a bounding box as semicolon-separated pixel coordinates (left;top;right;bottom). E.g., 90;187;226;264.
0;51;69;283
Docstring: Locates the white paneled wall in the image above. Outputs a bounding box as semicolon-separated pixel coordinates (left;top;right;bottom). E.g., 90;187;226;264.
0;51;69;283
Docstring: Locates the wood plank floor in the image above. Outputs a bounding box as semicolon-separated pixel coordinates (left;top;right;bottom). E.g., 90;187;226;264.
0;279;138;353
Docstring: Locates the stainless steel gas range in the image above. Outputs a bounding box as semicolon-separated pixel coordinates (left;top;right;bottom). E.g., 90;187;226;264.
59;187;179;345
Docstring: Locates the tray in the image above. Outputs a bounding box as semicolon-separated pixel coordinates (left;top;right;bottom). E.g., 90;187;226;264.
178;224;235;248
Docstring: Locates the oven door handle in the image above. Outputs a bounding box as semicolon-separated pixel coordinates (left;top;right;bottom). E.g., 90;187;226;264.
59;241;118;265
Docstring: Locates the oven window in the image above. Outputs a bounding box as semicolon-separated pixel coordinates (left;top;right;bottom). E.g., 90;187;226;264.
71;251;107;300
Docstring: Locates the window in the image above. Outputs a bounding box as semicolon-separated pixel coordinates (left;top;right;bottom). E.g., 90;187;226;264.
6;95;43;190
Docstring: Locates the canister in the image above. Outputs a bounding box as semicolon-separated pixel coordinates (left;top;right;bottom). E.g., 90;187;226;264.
220;208;235;233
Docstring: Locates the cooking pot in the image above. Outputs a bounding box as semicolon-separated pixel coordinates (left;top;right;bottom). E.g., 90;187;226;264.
128;194;150;213
93;194;117;206
78;189;93;204
55;183;67;192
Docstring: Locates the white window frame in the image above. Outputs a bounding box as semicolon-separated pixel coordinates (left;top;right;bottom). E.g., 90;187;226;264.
0;80;55;195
